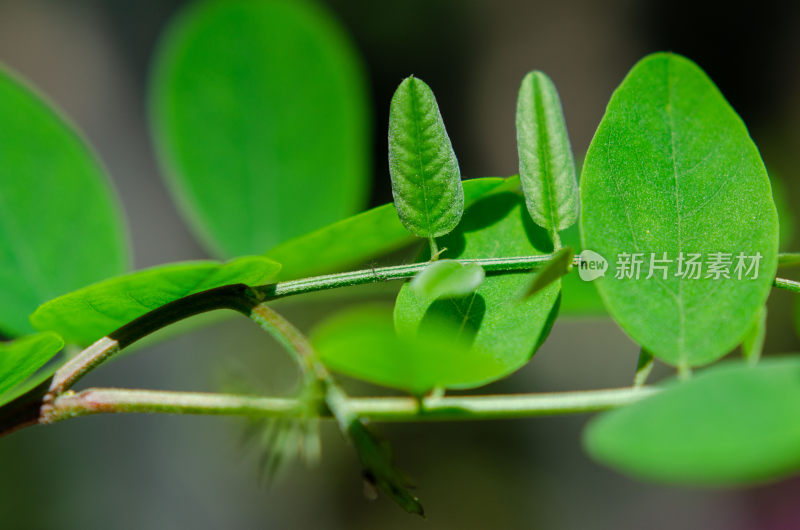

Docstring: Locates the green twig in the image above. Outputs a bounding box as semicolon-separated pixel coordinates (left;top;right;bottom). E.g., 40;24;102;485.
41;386;658;424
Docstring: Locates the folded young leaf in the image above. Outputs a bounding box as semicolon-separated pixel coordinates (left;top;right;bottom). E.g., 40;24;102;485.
521;246;574;299
633;348;655;388
516;71;578;240
580;53;778;367
394;192;561;385
0;67;130;337
411;260;484;302
346;419;424;516
0;332;63;406
584;357;800;485
266;177;512;281
312;305;505;395
150;0;370;257
30;256;281;346
388;76;464;239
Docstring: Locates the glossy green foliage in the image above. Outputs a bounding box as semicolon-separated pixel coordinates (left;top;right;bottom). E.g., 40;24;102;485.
516;71;578;238
411;260;484;302
266;177;511;280
313;305;505;395
395;192;561;384
585;357;800;484
523;247;573;299
581;53;778;366
388;76;463;238
31;256;281;345
0;332;63;406
0;67;129;337
150;0;369;257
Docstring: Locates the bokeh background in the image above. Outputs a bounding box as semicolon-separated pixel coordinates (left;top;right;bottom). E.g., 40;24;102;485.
1;0;800;528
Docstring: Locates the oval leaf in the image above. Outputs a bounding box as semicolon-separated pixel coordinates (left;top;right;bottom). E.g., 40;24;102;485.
584;357;800;485
411;260;484;302
0;332;63;405
388;76;464;239
395;192;561;384
580;53;778;366
150;0;370;257
266;177;512;280
31;256;281;345
312;305;505;395
0;67;129;337
516;71;578;238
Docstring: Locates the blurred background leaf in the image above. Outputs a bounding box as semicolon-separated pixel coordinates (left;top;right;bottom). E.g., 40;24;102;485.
150;0;370;257
0;67;130;338
584;357;800;485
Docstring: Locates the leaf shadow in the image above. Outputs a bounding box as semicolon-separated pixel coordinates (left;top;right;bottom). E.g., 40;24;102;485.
419;293;486;347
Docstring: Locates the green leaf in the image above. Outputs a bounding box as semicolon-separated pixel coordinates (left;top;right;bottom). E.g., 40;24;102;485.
394;192;561;385
346;419;424;516
580;53;778;367
516;71;578;238
741;306;766;365
265;176;515;281
312;305;506;395
0;66;129;337
150;0;370;257
522;246;574;299
584;356;800;485
388;76;463;239
0;332;63;406
30;256;281;346
411;260;484;302
633;348;655;387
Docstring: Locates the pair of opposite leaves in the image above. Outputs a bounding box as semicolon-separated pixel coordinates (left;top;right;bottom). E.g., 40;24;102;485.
314;71;575;395
315;52;777;395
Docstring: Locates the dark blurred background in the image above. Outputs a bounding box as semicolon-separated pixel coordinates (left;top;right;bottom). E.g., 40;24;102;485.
1;0;800;528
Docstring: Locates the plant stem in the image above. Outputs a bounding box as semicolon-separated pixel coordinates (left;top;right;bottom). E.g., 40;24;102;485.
42;386;658;424
773;276;800;294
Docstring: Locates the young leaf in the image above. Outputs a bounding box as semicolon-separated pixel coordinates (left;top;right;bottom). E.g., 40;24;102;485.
516;71;579;240
266;177;513;280
312;305;505;395
150;0;370;257
633;348;655;387
522;246;574;299
0;67;129;337
388;76;464;239
31;256;281;346
394;192;561;384
580;53;778;367
584;357;800;485
346;419;424;516
411;260;484;302
0;332;63;405
741;307;767;365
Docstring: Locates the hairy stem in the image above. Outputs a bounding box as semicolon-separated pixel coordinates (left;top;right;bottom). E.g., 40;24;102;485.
42;386;657;424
